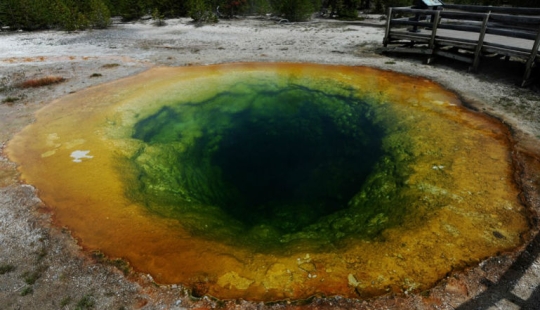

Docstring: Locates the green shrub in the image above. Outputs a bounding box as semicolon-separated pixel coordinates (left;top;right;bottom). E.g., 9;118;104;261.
340;0;361;18
60;296;72;307
88;0;111;28
157;0;189;17
219;0;248;18
0;0;111;30
111;0;146;21
20;286;33;296
372;0;409;13
0;264;15;274
188;0;218;23
75;294;95;310
271;0;318;21
0;0;52;30
250;0;272;15
152;7;166;26
22;270;41;285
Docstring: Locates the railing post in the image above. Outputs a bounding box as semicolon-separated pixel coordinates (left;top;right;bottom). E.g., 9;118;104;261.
425;10;441;64
383;7;393;47
429;10;441;49
471;11;490;73
522;24;540;87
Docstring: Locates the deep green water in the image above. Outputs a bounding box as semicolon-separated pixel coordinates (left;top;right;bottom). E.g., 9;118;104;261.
125;78;414;251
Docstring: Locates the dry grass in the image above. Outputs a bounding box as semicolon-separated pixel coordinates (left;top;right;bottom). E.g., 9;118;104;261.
19;76;65;88
2;97;20;104
101;63;120;69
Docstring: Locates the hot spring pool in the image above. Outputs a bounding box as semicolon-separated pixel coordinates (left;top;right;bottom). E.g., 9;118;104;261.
7;63;530;301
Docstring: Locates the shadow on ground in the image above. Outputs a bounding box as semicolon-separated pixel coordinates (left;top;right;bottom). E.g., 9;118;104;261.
456;231;540;310
381;50;540;90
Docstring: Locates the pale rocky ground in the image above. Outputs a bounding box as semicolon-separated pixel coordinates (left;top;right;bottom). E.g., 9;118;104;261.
0;15;539;309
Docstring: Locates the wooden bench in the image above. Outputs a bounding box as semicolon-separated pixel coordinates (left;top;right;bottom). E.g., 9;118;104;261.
382;4;540;87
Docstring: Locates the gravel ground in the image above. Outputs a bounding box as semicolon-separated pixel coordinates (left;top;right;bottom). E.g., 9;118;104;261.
0;16;539;309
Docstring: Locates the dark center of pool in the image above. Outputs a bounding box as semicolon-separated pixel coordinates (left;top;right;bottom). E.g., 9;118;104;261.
130;82;385;246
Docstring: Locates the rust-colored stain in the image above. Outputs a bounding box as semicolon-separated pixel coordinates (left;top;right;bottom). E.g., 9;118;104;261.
6;63;531;301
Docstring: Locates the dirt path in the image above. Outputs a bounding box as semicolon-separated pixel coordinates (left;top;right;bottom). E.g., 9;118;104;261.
0;17;539;309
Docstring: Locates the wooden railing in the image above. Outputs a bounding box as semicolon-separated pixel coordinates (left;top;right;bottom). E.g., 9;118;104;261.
382;5;540;87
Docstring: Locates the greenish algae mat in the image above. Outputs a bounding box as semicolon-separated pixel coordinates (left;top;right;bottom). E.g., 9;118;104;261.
7;63;530;301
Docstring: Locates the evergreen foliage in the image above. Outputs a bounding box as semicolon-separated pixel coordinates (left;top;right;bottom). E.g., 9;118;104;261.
219;0;248;18
188;0;218;23
1;0;539;31
270;0;319;21
325;0;362;18
0;0;111;30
